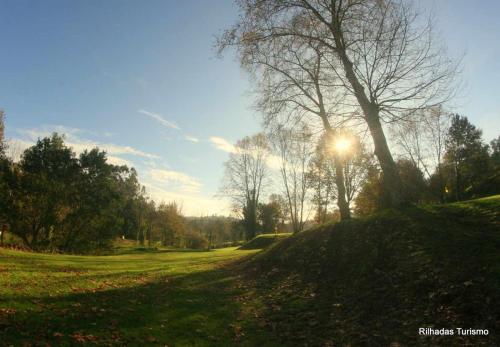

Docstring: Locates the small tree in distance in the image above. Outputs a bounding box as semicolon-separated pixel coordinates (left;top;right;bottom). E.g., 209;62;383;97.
220;133;270;240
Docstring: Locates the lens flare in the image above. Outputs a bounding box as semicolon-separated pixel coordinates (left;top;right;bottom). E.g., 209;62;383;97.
334;137;352;154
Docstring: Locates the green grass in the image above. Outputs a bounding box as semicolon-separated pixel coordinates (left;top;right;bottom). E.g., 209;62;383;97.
1;196;499;346
0;246;278;346
238;233;291;250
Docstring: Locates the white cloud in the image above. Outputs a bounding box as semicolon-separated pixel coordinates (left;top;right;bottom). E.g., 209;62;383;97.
7;125;159;175
68;141;159;159
9;125;159;164
208;136;281;170
107;156;134;167
7;125;233;216
138;109;180;130
142;182;230;216
149;168;202;193
185;135;199;143
209;136;236;153
17;127;79;141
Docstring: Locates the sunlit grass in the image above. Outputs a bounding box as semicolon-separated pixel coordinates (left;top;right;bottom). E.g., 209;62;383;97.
0;246;270;346
238;233;292;250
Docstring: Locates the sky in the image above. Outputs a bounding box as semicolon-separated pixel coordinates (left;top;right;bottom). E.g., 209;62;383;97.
1;0;499;216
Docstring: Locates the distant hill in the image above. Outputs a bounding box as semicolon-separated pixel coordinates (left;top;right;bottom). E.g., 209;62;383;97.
240;196;500;346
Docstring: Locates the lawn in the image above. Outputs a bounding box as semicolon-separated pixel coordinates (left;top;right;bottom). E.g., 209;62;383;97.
1;196;498;346
238;233;291;250
0;246;272;346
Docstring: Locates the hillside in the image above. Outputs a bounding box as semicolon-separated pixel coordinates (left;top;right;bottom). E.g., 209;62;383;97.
238;233;291;250
238;196;500;346
1;197;498;346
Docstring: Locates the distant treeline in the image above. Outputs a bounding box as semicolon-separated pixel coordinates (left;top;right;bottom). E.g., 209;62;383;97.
1;111;498;253
0;127;246;253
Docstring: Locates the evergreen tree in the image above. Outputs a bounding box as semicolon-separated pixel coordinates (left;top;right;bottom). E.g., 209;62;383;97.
444;115;491;200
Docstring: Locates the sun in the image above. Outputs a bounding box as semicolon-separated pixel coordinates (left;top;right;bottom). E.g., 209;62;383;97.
334;137;352;154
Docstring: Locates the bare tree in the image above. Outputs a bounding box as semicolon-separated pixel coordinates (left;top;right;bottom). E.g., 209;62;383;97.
308;132;373;221
220;31;352;219
341;134;375;205
220;133;270;240
307;135;336;223
219;0;460;209
391;106;451;180
424;106;451;174
269;124;313;233
391;114;431;177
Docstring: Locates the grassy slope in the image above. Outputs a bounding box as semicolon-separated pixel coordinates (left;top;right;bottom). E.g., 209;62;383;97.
1;196;498;346
238;233;291;250
239;196;500;346
0;247;277;346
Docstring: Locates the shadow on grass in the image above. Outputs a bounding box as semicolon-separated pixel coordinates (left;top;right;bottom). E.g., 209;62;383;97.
109;247;212;256
0;266;273;346
239;204;500;346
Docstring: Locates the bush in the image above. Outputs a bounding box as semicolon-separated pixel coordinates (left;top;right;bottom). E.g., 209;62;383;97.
184;231;208;250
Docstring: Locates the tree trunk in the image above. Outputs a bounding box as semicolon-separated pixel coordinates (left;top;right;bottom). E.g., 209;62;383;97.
147;226;151;248
437;165;446;203
454;161;461;201
333;40;404;208
332;155;351;220
365;112;404;208
0;224;5;246
244;200;257;240
323;126;351;220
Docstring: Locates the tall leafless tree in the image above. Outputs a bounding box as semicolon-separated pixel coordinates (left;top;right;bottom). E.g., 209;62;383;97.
220;133;270;240
391;115;431;177
391;106;451;181
269;124;313;233
307;136;336;223
424;106;451;174
308;131;373;221
220;32;352;219
219;0;460;209
340;133;375;206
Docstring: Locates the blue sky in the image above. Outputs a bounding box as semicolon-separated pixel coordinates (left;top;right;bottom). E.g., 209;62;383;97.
1;0;499;215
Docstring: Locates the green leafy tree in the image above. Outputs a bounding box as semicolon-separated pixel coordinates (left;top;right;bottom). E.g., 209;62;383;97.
3;134;143;252
187;216;245;248
8;134;79;249
397;159;428;204
354;167;383;217
62;148;130;251
258;200;282;234
355;160;427;216
444;115;491;200
119;168;143;239
491;136;500;168
0;110;5;154
0;110;8;245
155;202;188;247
